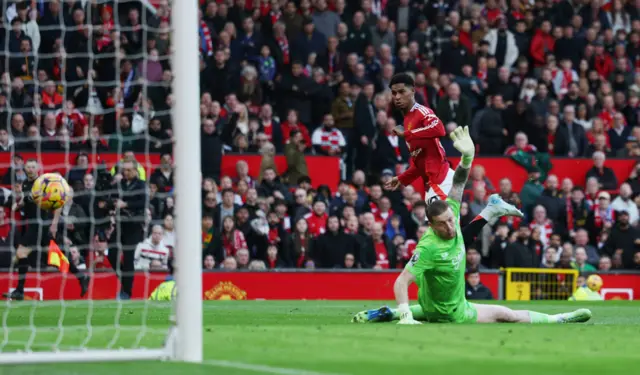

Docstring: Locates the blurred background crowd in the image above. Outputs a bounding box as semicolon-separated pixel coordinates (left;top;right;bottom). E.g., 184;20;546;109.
0;0;637;276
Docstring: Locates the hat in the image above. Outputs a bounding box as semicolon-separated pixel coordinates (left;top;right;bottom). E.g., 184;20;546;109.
381;169;394;177
597;191;611;200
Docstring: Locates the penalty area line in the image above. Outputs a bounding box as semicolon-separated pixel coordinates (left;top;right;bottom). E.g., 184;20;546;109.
202;359;347;375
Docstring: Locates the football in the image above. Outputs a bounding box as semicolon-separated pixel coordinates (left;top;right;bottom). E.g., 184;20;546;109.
586;274;603;292
31;173;71;211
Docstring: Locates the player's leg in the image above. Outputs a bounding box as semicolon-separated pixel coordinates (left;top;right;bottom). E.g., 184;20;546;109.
473;303;592;324
425;168;454;204
3;244;33;300
462;194;523;247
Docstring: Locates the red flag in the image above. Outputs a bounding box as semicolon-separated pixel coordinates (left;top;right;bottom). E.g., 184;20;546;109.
47;240;69;273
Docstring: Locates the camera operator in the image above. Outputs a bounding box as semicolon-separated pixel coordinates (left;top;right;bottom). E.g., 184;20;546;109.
109;160;148;299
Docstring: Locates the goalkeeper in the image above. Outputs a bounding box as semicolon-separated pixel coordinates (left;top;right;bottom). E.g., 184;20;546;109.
353;127;592;325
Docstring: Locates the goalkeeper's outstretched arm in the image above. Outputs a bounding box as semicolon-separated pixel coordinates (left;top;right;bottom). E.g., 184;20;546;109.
394;269;419;324
448;126;474;203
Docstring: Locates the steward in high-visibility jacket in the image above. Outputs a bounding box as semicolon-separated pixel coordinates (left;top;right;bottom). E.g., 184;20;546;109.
149;276;176;301
568;286;603;301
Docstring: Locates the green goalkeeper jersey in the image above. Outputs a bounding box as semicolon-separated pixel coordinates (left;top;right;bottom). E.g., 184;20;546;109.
405;198;470;322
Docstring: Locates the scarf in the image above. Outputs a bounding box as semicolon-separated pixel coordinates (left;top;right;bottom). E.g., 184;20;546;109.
477;69;487;81
200;20;213;56
547;132;556;155
593;205;615;229
277;36;290;65
561;69;573;92
529;219;553;247
385;130;401;160
566;195;574;232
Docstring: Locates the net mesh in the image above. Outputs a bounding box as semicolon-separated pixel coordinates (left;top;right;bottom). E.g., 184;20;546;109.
0;0;174;355
504;268;579;301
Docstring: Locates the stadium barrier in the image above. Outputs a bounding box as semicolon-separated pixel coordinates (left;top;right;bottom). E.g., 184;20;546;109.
1;270;638;301
0;153;635;192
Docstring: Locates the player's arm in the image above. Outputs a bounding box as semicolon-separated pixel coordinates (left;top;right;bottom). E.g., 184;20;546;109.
389;162;421;189
49;207;62;237
405;113;446;140
393;268;421;324
447;126;474;203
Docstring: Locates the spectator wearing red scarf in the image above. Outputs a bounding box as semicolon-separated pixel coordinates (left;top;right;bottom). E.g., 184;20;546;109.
221;216;247;257
361;222;395;269
266;244;287;269
585;191;616;245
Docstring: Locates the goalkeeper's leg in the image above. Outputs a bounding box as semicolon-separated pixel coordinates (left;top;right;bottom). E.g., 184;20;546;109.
462;194;523;247
352;304;426;323
473;303;592;324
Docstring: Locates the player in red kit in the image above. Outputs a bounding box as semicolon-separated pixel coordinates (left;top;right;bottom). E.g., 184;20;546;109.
384;73;455;203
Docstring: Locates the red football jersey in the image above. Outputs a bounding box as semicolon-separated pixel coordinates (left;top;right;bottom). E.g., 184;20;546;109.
397;102;449;186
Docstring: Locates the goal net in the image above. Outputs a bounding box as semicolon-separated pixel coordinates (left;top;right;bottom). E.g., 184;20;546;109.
0;0;201;364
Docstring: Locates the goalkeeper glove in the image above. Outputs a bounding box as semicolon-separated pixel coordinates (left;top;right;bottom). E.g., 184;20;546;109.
450;126;475;167
397;303;422;325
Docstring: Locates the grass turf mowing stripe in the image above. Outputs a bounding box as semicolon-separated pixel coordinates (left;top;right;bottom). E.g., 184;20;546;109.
202;359;347;375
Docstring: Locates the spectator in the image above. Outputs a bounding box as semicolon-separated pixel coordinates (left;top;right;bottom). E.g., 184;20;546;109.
203;254;216;270
313;216;356;268
235;248;250;269
465;247;486;272
611;183;639;226
529;205;553;249
474;94;506;155
483;16;518;70
572;247;597;272
554;105;588;157
222;256;238;270
574;228;600;267
488;223;510;268
287;217;312;268
305;200;328;237
585;151;619;190
162;214;175;251
535;174;567;234
214;189;241;231
466;165;495;191
284;130;309;186
598;255;613;272
529;20;554;69
436;82;472;129
608;112;632;152
465;270;494;300
541;246;558;268
468;183;487;218
361;221;395;269
134;225;170;271
312;113;346;157
603;211;640;269
505;226;538;268
376;117;410;172
586;191;617;245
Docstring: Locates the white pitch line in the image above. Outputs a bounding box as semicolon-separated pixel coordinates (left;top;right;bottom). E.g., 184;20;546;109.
202;359;347;375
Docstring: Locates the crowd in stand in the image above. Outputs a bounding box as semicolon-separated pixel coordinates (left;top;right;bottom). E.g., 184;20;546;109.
0;0;637;274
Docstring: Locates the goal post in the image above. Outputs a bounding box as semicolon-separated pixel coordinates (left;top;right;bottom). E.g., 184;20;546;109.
0;0;202;365
172;0;203;364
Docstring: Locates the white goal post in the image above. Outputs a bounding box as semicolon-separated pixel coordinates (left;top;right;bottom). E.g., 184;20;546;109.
0;0;202;365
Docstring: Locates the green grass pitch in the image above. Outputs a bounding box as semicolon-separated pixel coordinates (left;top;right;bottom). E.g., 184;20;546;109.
0;301;639;375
